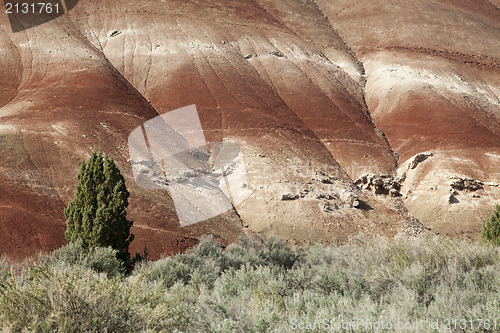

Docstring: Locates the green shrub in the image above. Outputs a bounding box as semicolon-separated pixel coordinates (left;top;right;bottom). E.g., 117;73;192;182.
3;235;500;332
481;204;500;245
224;234;267;269
225;235;296;270
173;235;228;289
261;237;296;269
0;262;188;332
38;240;124;278
0;258;9;280
0;265;130;332
138;258;191;288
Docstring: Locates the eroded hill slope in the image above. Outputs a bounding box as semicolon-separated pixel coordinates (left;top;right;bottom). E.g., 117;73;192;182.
0;0;498;259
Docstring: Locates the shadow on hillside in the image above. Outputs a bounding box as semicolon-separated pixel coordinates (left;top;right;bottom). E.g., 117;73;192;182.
357;200;373;210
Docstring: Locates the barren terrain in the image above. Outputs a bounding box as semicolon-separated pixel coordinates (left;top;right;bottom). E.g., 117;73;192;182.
0;0;499;260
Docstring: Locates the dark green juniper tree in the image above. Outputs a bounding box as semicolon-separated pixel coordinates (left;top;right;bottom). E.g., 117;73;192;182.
64;150;134;269
481;204;500;246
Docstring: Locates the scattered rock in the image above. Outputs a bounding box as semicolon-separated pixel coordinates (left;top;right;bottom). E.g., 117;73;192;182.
322;203;333;213
408;152;433;169
110;30;122;38
394;199;432;237
351;198;360;208
299;189;310;198
396;170;407;184
314;170;337;184
131;160;169;187
321;178;334;184
450;177;483;191
341;190;360;208
281;193;299;201
355;173;401;197
448;193;459;204
321;203;338;213
396;152;433;182
183;170;198;178
389;189;400;197
270;50;284;57
316;193;336;200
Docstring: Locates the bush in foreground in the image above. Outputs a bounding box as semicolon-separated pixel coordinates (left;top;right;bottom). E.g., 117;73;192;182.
481;204;500;246
37;240;125;278
1;235;500;332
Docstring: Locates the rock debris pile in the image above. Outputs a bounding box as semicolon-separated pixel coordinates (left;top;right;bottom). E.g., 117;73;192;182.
355;173;401;197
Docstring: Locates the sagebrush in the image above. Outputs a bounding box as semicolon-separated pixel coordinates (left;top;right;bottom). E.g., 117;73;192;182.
1;235;500;332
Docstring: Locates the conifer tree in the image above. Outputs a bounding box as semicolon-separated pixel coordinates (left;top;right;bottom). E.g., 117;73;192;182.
64;150;134;268
481;204;500;246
